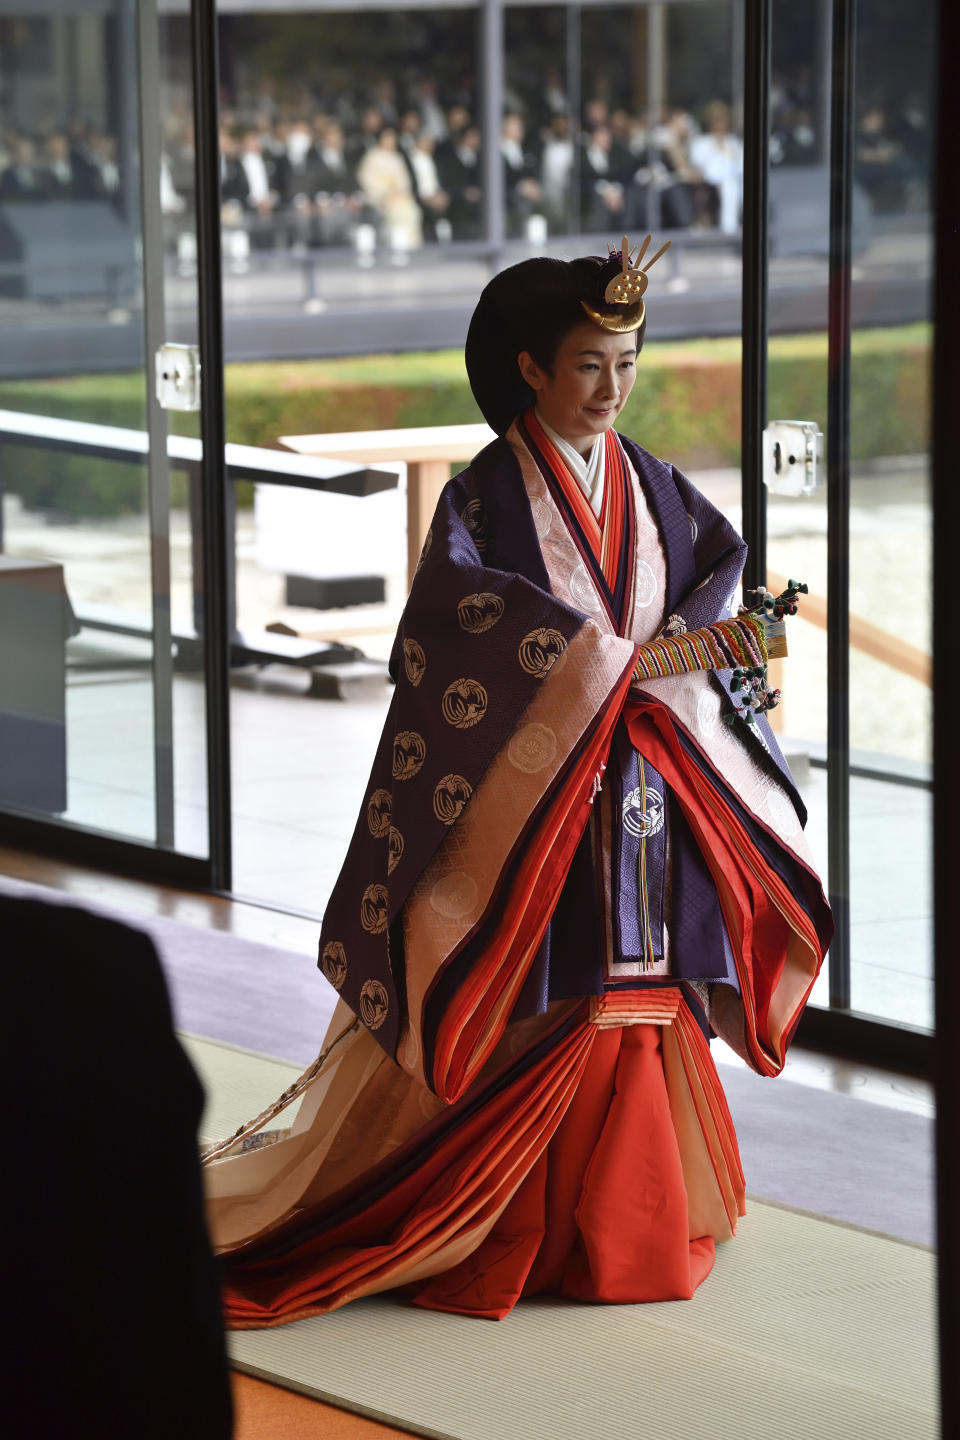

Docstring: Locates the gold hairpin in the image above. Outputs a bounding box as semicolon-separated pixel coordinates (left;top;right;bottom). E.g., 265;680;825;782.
581;233;672;333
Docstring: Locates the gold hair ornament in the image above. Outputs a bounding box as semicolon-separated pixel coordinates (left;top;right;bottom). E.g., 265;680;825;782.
580;233;673;333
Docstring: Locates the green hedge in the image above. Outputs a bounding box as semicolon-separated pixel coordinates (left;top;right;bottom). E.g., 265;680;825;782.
0;325;930;518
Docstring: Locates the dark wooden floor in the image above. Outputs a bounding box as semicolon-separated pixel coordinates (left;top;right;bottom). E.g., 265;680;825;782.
0;843;318;954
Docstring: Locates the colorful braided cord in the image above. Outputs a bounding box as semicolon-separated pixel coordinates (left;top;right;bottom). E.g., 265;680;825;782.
632;614;768;683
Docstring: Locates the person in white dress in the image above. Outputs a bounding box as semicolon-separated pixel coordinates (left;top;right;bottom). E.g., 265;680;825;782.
689;101;743;235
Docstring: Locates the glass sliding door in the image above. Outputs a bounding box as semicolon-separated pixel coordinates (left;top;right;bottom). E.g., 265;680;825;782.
211;0;759;914
0;0;211;875
754;0;935;1042
213;0;486;909
844;2;935;1030
758;0;832;1015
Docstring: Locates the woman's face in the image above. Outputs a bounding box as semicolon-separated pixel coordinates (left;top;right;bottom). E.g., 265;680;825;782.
518;322;638;456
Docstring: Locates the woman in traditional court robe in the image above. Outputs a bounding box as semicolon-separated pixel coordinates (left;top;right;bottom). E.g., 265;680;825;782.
203;244;832;1325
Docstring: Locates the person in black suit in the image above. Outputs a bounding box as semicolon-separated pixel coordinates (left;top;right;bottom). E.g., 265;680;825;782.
311;120;371;244
501;112;543;237
88;132;123;205
437;123;483;238
346;106;386;170
41;132;82;200
219;127;251;209
1;892;233;1440
579;123;628;231
0;135;46;201
219;126;254;269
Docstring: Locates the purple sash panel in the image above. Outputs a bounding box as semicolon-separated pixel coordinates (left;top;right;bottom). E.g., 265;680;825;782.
668;797;740;987
480;825;604;1024
611;725;668;968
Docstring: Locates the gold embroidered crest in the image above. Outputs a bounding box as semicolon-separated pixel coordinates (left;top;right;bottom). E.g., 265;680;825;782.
530;496;553;539
441;678;488;729
402;638;427;686
366;788;392;838
765;787;800;839
457;592;505;634
359;978;390;1030
462;498;488;554
518;627;568;678
508;722;559;773
569;563;603;615
387;826;404;874
634;559;658;608
415;527;433;575
697;687;720;738
360;883;389;934
320;940;348;989
432;773;473;825
429;871;479;920
392;730;426;780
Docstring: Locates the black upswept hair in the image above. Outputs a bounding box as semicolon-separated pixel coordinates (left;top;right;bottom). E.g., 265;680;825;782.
465;252;647;435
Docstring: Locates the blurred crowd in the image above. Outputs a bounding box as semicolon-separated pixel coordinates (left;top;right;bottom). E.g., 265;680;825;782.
157;80;752;266
0;126;121;204
0;69;930;270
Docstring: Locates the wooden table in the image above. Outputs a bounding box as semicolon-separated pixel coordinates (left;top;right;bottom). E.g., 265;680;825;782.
279;423;495;588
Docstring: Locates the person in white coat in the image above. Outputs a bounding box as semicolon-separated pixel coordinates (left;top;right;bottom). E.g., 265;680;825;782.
689;101;743;235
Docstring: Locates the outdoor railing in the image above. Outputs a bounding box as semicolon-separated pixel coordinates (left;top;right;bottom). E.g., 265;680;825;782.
0;407;396;673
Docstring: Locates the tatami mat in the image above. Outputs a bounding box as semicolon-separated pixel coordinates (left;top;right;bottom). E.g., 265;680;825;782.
184;1034;938;1440
185;1030;311;1136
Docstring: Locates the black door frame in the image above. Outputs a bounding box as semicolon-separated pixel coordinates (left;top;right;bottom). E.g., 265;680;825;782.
190;0;232;893
932;0;959;1426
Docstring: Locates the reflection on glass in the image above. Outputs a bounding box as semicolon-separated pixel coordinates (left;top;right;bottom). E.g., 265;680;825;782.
143;0;935;954
157;15;209;861
212;2;752;910
0;5;155;841
177;9;483;266
760;0;935;1029
193;2;778;362
138;0;936;361
507;3;741;238
847;2;935;1031
0;4;207;858
228;470;401;912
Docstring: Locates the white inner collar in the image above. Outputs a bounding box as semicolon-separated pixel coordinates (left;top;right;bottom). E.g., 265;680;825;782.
535;410;606;518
